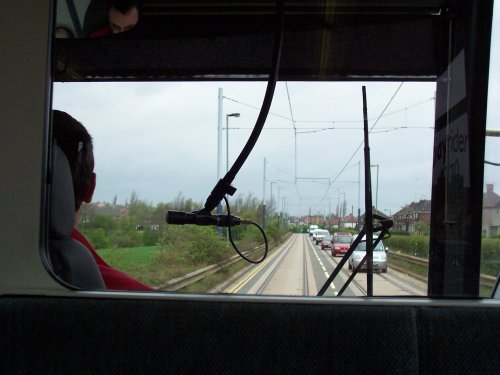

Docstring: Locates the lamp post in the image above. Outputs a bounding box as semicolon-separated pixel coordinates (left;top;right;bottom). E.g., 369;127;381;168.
370;164;379;212
384;209;392;218
216;89;223;226
226;113;240;173
338;192;346;229
263;158;270;230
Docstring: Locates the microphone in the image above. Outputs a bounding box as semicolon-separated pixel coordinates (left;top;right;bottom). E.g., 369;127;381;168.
166;210;241;227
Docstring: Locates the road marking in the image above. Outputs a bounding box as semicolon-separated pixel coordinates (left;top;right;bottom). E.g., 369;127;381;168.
227;234;296;293
306;236;336;291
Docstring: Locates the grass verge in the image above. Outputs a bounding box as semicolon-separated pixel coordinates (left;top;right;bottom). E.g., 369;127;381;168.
389;256;428;280
97;245;196;286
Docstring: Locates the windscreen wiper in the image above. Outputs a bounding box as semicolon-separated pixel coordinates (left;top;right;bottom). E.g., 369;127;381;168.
318;87;392;297
317;215;393;296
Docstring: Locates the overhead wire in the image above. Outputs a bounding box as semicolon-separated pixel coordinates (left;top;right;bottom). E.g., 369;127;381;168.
228;125;433;131
266;159;295;179
223;96;292;121
319;82;405;205
225;82;431;210
285;82;298;182
285;82;297;132
223;92;433;130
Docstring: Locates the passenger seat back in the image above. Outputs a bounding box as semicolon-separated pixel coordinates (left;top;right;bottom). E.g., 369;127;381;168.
48;141;105;289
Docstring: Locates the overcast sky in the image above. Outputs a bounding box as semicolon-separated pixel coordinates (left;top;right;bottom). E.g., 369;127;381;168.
53;4;499;218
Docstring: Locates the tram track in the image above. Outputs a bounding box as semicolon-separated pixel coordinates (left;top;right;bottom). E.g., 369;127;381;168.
253;233;312;295
224;233;427;296
302;235;309;296
255;236;296;294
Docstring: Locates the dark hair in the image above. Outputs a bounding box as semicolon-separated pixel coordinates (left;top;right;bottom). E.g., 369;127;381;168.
109;0;140;14
52;110;94;210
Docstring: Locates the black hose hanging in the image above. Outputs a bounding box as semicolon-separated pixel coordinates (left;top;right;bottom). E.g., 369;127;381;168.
201;0;285;214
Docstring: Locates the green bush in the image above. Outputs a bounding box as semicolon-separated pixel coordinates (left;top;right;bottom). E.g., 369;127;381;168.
384;235;500;277
108;216;141;248
143;227;161;246
84;228;110;250
390;231;410;236
162;225;232;266
111;230;142;248
383;235;430;258
85;213;115;232
290;224;306;233
235;222;270;244
481;238;500;276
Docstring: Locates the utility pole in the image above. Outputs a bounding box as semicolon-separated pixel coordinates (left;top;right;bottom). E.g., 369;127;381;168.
262;157;267;230
216;88;223;235
357;161;361;232
226;113;240;173
277;185;281;230
371;164;379;212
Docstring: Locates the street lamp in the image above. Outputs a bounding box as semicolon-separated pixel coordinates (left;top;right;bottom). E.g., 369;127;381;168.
384;209;392;217
338;191;346;229
226;113;240;173
370;164;379;212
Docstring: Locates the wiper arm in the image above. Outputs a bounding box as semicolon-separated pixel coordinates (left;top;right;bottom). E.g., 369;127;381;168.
317;215;392;297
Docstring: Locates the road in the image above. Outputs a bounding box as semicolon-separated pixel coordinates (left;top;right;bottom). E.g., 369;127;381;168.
223;233;427;296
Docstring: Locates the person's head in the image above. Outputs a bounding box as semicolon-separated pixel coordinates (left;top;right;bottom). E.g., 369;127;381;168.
52;110;96;211
108;0;140;34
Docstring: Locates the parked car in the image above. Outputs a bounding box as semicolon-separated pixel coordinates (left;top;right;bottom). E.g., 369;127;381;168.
331;232;353;257
313;229;330;245
348;236;388;272
320;235;333;250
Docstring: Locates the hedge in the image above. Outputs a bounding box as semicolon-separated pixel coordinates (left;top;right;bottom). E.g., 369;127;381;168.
384;235;499;276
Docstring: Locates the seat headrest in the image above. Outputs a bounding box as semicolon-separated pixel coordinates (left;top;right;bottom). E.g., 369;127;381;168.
48;140;105;289
50;142;76;239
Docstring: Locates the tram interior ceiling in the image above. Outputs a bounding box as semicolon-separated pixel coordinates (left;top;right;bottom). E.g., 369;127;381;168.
55;0;449;82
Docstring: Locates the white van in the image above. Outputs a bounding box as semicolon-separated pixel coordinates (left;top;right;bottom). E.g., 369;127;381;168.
308;225;319;236
313;229;330;244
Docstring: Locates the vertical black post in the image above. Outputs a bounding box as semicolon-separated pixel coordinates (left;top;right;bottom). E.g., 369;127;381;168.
428;0;494;296
362;86;374;296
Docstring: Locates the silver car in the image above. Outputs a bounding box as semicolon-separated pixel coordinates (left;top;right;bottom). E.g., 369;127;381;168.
348;237;388;273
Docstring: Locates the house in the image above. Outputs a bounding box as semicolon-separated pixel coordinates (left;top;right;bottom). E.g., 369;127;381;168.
482;183;500;237
393;200;431;233
342;214;359;229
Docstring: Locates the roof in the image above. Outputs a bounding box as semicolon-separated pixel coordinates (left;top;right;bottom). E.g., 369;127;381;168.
394;200;431;216
483;190;500;208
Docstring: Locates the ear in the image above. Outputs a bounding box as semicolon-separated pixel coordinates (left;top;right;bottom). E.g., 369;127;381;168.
83;173;96;203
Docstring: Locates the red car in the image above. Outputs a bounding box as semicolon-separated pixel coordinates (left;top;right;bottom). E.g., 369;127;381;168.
320;235;333;250
331;233;353;257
